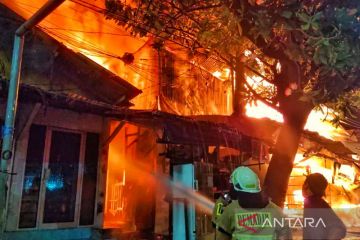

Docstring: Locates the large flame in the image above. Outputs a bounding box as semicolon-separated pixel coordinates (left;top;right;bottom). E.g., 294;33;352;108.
2;0;233;115
105;122;215;229
1;0;158;109
294;155;357;191
209;67;348;140
246;101;348;141
288;153;359;214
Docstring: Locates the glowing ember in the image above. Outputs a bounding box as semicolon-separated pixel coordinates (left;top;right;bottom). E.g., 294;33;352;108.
212;71;222;78
333;203;360;209
292;155;358;196
338;165;355;183
305;109;348;141
245;100;283;122
293;190;304;203
293;153;305;164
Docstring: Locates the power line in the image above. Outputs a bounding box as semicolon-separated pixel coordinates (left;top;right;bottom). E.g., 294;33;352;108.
43;27;131;36
69;0;203;51
10;1;230;95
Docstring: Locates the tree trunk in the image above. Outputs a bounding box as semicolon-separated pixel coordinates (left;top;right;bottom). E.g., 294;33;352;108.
264;97;313;208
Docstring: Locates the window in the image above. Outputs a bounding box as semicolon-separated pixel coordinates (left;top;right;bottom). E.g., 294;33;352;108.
42;130;81;223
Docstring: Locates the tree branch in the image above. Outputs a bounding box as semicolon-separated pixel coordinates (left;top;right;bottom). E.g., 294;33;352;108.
244;64;274;84
244;81;282;113
188;4;222;12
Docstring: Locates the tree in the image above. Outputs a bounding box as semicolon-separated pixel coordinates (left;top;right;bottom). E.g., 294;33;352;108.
104;0;360;207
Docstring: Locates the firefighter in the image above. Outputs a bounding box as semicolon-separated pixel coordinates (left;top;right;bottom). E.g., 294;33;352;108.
215;166;292;240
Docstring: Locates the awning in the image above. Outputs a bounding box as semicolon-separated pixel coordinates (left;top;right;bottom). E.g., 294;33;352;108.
107;110;252;151
192;115;279;145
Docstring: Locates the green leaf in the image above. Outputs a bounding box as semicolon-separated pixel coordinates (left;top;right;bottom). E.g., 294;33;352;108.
311;22;320;31
319;54;328;64
312;12;323;21
322;39;330;46
301;23;310;30
281;11;293;19
296;12;311;23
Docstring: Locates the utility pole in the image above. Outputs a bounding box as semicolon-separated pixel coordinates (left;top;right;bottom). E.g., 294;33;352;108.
232;56;246;116
0;0;65;234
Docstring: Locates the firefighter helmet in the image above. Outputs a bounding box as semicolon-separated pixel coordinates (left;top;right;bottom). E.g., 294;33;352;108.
230;167;261;193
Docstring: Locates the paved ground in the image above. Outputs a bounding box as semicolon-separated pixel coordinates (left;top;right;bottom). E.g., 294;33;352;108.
200;228;360;240
88;228;360;239
291;228;360;240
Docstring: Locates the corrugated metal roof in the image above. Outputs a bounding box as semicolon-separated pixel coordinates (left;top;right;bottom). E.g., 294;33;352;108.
0;80;129;115
107;109;252;150
192;115;356;160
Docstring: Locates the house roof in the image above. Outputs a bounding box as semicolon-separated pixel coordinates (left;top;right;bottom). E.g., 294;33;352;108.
53;44;141;103
0;79;126;115
191;115;355;159
0;3;141;106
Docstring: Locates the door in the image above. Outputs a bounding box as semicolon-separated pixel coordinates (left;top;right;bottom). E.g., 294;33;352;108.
39;129;84;228
18;126;86;229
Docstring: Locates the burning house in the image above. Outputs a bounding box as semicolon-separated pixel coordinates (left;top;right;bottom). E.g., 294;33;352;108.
0;4;141;239
0;2;252;239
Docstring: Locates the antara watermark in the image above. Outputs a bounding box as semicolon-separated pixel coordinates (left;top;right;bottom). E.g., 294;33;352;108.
262;217;326;229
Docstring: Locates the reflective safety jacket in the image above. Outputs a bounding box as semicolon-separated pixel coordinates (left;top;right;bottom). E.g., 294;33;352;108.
216;200;292;240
